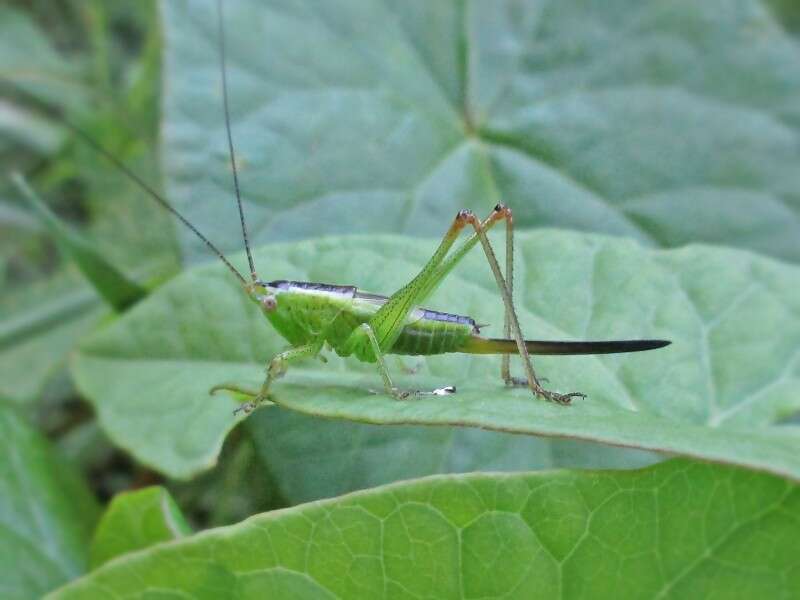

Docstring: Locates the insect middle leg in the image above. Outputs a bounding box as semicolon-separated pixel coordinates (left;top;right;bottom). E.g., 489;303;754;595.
339;210;476;398
356;323;404;398
345;323;455;399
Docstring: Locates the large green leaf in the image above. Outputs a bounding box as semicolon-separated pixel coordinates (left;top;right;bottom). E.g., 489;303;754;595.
48;459;800;599
246;408;659;505
0;403;99;600
162;0;800;263
90;486;191;568
73;231;800;480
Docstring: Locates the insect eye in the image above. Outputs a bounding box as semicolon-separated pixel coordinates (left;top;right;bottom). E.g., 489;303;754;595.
260;295;277;312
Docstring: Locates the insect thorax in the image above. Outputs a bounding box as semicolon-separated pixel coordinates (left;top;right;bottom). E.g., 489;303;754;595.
261;280;359;346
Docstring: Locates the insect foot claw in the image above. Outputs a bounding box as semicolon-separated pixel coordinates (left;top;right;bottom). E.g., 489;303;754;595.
232;393;275;416
542;391;586;405
393;389;413;400
233;401;257;416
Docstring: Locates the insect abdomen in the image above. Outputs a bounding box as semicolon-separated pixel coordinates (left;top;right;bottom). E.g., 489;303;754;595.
390;310;476;355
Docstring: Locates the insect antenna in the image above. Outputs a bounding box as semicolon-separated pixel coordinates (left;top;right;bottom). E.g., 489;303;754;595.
3;2;255;287
0;62;249;286
50;119;248;286
216;0;257;283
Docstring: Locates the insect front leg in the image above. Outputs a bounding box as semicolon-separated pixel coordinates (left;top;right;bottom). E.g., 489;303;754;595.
212;342;320;415
242;343;320;414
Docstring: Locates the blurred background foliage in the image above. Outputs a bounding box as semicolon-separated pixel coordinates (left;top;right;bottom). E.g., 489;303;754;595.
0;0;277;527
2;2;800;597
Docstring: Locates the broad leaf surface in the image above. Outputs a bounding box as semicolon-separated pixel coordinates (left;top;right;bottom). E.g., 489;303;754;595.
49;460;800;599
73;231;800;480
0;403;99;600
246;408;659;505
90;486;191;568
162;0;800;263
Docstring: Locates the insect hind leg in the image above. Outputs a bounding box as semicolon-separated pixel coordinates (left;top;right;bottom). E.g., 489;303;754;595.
463;205;585;405
492;206;538;389
488;207;559;393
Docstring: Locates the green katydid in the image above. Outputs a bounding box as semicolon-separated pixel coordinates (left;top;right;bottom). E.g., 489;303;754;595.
51;0;670;415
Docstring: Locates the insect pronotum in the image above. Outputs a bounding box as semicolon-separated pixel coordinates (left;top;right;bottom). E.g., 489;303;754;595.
39;0;671;415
